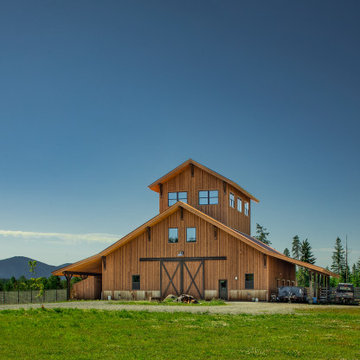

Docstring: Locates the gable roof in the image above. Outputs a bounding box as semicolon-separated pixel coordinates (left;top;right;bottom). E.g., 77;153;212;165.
53;202;337;278
148;159;260;203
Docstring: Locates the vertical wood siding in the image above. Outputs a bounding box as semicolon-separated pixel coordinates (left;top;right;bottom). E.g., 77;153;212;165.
101;207;291;298
159;165;251;234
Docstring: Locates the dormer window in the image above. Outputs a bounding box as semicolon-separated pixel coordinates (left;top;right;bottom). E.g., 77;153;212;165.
168;192;187;206
229;193;235;208
244;202;249;216
199;190;218;205
237;198;242;212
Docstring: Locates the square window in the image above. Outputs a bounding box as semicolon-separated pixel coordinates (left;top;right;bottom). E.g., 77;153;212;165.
198;190;218;205
132;275;140;290
186;227;196;242
168;228;178;243
168;191;187;206
245;273;254;289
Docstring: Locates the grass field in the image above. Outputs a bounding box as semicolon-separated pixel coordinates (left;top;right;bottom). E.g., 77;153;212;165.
0;307;359;359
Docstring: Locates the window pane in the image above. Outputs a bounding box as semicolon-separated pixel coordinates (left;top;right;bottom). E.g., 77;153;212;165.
168;192;177;200
168;199;177;206
209;197;218;204
178;192;187;203
237;198;242;212
229;193;235;207
186;227;196;242
168;228;178;243
209;190;218;198
245;273;254;289
199;191;208;197
244;202;249;215
199;197;209;205
132;275;140;290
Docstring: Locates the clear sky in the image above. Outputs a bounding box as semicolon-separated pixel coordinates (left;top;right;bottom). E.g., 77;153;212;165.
0;1;359;268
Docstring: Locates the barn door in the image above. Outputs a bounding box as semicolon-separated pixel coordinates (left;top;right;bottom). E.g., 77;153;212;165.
160;260;181;298
183;260;204;299
160;260;204;299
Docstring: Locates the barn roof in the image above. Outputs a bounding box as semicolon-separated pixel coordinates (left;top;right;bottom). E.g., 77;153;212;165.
53;202;337;278
148;159;260;203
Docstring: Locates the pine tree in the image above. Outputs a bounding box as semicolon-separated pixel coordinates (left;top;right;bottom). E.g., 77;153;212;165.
283;248;290;257
254;223;271;245
291;235;300;260
331;237;345;279
296;239;316;287
300;239;316;264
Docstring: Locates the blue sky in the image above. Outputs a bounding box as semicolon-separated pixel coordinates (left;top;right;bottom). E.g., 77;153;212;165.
0;1;359;267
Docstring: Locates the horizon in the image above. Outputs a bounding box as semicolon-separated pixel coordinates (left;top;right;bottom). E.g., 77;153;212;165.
1;1;359;269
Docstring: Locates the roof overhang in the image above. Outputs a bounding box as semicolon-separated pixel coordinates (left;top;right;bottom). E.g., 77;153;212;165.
148;159;260;203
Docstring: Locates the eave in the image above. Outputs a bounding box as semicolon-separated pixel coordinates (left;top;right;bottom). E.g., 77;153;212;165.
148;159;260;203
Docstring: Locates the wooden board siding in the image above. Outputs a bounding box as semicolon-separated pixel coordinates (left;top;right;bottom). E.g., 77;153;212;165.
71;276;102;300
267;257;296;294
102;207;268;298
159;165;251;235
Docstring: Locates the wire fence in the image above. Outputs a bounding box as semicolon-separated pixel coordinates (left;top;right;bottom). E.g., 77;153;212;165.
0;289;67;305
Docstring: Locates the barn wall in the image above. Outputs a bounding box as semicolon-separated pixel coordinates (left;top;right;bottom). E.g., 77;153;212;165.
159;165;251;234
102;207;267;299
71;276;102;300
268;257;296;294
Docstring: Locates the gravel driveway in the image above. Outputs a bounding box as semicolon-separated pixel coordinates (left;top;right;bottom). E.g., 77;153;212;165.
0;301;353;314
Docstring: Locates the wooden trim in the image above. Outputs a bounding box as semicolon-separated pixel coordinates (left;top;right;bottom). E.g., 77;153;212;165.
140;256;227;262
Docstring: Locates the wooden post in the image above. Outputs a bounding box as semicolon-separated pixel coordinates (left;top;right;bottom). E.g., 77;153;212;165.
64;273;73;301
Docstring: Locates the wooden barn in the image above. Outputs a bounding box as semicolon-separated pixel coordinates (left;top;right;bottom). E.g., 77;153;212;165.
53;159;336;301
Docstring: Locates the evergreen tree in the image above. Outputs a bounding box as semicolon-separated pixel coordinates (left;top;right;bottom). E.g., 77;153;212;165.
300;239;316;264
254;223;271;245
291;235;300;260
331;237;345;279
296;239;315;287
283;248;290;257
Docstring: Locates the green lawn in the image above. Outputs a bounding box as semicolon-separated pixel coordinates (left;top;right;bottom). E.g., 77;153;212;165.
0;307;359;359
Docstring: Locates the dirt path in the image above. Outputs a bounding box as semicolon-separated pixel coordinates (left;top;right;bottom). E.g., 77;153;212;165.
0;300;354;314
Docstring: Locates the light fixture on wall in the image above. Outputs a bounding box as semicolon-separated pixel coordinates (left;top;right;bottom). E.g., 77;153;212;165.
177;251;184;257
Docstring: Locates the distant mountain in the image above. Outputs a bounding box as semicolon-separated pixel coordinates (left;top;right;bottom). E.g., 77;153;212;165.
0;256;70;279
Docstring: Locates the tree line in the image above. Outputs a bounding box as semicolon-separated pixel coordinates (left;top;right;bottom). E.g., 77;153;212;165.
255;224;360;287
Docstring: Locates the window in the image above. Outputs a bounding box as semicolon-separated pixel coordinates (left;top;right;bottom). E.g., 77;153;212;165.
168;191;187;206
198;190;218;205
186;227;196;242
237;198;242;212
168;228;178;243
245;273;254;289
263;254;267;267
229;193;235;208
132;275;140;290
244;202;249;216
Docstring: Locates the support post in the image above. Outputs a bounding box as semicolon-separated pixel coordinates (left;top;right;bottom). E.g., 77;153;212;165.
64;272;73;301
